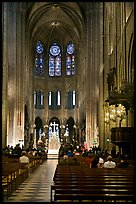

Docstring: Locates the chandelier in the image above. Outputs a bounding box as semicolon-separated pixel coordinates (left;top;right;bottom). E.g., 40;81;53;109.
104;104;126;126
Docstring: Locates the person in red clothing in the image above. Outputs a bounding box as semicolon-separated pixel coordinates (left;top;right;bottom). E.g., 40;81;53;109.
85;153;93;167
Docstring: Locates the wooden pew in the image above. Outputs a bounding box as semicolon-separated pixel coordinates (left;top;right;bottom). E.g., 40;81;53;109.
51;165;134;202
2;162;27;200
51;183;134;202
2;155;42;200
53;192;134;202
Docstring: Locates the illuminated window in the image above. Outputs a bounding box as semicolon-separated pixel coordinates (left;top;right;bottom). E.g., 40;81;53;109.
49;91;52;106
49;43;61;76
48;91;61;109
66;90;76;109
34;90;44;109
34;90;37;106
66;43;75;76
57;91;61;106
35;41;44;75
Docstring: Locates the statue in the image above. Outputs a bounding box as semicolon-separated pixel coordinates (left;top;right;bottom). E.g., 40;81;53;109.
107;67;116;95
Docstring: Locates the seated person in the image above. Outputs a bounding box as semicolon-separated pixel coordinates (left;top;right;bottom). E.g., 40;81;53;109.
91;156;99;168
104;155;116;168
85;153;93;167
97;157;104;168
66;150;73;157
19;151;29;166
118;159;129;168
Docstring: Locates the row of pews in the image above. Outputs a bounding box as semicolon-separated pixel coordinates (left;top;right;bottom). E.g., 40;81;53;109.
2;155;47;201
51;164;134;202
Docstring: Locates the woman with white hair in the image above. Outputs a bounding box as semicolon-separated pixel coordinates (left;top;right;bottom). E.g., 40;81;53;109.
19;151;29;166
97;157;104;168
104;155;116;168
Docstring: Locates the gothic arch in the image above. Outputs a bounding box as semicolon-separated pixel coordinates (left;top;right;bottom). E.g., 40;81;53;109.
49;117;60;138
49;117;60;125
128;34;134;83
35;116;43;142
67;117;75;144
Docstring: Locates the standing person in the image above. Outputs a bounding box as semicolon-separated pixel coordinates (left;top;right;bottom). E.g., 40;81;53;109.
104;155;116;168
13;143;22;157
111;146;116;157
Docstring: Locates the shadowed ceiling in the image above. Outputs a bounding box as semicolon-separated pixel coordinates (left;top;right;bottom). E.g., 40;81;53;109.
25;2;86;47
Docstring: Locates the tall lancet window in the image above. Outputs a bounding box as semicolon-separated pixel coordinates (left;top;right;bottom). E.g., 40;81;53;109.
66;43;75;76
34;90;37;106
72;90;76;106
49;43;61;76
66;90;76;109
48;91;52;106
34;90;44;109
35;41;44;75
57;91;61;106
40;91;44;106
48;91;61;110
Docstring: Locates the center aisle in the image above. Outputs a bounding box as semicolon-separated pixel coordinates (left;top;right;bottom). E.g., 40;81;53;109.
5;159;58;202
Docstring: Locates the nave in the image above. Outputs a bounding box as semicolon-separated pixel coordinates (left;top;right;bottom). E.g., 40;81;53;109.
3;159;58;202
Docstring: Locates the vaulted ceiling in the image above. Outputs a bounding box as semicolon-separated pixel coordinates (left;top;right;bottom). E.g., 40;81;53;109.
25;2;86;47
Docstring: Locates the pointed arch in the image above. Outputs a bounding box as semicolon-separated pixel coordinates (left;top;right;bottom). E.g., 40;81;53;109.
128;34;134;83
35;116;43;142
48;117;60;140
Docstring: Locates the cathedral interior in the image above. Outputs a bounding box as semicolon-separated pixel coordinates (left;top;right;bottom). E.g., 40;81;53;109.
2;2;134;159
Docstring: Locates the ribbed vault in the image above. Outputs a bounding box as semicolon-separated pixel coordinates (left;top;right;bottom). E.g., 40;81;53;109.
25;2;85;47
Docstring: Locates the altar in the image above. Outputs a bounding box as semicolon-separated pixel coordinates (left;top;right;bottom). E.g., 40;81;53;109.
48;133;60;150
48;132;60;155
48;135;60;149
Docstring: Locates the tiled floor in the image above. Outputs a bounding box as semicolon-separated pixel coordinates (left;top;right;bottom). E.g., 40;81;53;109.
3;159;58;202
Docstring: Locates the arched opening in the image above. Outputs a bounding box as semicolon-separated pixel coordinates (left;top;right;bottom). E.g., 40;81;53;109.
48;117;61;153
24;104;29;148
35;116;43;143
67;117;75;145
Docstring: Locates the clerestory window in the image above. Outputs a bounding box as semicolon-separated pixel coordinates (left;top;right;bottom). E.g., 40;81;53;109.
34;90;44;109
66;43;75;76
49;43;61;76
66;90;76;109
48;91;61;109
34;41;44;75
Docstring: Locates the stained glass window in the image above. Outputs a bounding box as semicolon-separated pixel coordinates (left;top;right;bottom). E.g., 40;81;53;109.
49;121;59;140
49;43;61;76
35;41;44;75
66;43;75;76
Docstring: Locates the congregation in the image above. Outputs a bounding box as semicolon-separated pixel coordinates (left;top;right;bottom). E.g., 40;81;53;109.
58;143;132;168
52;143;134;202
2;143;47;159
2;142;134;202
2;142;133;169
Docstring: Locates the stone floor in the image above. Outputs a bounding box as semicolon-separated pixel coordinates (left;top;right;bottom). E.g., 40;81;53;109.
3;159;58;202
